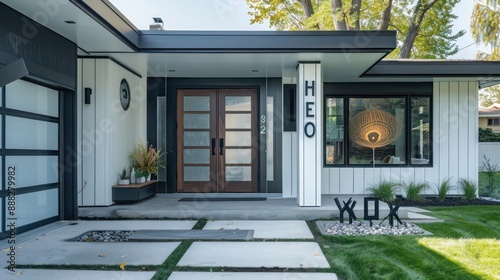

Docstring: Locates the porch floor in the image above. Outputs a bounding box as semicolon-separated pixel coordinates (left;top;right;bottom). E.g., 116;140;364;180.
78;194;430;221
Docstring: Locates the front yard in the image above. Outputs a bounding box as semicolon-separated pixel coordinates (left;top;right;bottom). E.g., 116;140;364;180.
312;205;500;280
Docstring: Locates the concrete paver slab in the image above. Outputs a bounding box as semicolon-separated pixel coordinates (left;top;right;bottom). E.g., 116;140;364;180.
203;220;314;239
0;269;155;280
129;229;254;241
168;272;337;280
178;242;329;268
10;241;179;265
0;220;194;266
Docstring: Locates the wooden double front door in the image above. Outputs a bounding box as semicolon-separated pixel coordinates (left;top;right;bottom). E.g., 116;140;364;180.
177;89;258;193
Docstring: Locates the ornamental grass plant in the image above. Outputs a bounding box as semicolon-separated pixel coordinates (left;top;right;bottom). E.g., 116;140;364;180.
130;141;164;176
367;180;400;203
402;181;428;201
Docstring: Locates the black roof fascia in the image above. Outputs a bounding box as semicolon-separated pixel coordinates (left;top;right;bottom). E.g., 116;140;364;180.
70;0;140;51
138;30;397;53
363;60;500;78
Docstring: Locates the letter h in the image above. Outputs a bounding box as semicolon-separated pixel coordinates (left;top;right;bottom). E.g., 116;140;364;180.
305;81;315;96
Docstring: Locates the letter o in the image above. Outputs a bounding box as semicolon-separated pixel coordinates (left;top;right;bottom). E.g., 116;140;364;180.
304;122;316;138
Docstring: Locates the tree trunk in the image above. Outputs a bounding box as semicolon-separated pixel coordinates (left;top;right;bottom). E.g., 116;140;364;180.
300;0;320;29
399;0;437;58
330;0;349;30
378;0;393;30
301;0;315;17
350;0;362;30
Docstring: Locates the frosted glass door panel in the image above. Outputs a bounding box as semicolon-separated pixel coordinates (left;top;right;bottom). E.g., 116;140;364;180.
226;96;251;111
6;116;58;150
5;156;58;188
184;132;210;146
7;189;59;228
226;132;251;146
226;166;251;181
226;149;252;164
6;80;59;117
184;96;210;111
226;114;251;129
184;114;210;129
184;149;210;164
184;167;210;181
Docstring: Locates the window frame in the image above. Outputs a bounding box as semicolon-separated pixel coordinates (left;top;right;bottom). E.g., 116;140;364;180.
323;88;433;168
487;118;500;126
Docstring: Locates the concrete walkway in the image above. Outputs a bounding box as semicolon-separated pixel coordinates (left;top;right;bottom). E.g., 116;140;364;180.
79;194;415;220
0;220;337;280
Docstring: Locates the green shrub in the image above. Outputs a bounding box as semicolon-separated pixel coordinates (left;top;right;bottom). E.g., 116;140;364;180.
435;178;452;201
459;178;477;200
367;180;400;203
402;181;428;201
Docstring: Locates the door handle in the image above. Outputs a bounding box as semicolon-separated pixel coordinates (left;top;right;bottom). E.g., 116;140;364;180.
211;138;216;155
219;138;224;155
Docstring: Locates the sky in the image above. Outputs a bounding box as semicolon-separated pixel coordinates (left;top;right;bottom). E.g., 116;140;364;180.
110;0;478;59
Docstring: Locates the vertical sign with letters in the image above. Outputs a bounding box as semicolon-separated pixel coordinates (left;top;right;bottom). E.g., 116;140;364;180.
297;63;322;207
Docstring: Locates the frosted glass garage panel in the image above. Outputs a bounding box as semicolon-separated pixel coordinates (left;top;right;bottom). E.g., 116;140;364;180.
6;80;59;117
6;189;59;228
5;156;58;188
6;116;58;150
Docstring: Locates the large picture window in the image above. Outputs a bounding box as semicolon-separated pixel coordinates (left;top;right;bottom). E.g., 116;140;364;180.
325;94;431;167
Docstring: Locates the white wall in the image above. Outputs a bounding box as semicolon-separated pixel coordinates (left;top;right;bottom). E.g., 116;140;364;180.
479;143;500;169
77;58;147;206
283;81;479;196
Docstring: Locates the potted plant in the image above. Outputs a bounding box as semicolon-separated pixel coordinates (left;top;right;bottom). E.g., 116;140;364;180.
134;169;146;184
117;168;130;185
129;141;165;181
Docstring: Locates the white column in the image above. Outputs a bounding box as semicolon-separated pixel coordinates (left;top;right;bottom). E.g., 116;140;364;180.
297;63;322;206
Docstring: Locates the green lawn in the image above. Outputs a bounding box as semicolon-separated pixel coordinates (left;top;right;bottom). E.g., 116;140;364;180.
311;206;500;280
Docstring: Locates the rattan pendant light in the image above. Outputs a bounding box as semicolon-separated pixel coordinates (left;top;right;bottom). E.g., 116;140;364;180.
349;110;402;167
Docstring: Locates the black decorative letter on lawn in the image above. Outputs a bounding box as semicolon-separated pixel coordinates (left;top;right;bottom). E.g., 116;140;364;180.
380;202;402;227
334;197;358;224
363;197;379;226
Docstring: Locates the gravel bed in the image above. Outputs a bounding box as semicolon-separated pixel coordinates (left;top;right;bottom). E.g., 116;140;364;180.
324;222;426;236
74;230;135;242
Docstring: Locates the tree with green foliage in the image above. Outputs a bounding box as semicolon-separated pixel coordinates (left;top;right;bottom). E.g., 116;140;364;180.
246;0;464;58
479;127;500;142
479;86;500;107
471;1;500;106
471;0;500;60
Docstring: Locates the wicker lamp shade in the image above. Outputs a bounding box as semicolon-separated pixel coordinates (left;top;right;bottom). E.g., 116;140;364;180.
349;110;402;149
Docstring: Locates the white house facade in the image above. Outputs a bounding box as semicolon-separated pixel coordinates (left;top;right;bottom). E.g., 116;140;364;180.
1;0;499;238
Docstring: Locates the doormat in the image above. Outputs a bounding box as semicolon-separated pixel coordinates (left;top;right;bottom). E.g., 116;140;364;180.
179;197;267;202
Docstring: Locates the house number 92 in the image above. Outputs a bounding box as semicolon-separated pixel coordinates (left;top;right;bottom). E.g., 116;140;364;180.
260;115;266;134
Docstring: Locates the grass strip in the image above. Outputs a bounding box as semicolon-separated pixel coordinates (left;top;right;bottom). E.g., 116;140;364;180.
191;219;207;230
150;240;192;279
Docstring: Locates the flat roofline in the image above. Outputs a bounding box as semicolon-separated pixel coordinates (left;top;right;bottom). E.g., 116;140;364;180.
138;30;397;53
364;59;500;77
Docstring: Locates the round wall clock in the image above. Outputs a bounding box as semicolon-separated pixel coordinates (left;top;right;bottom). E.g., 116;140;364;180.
120;78;130;111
